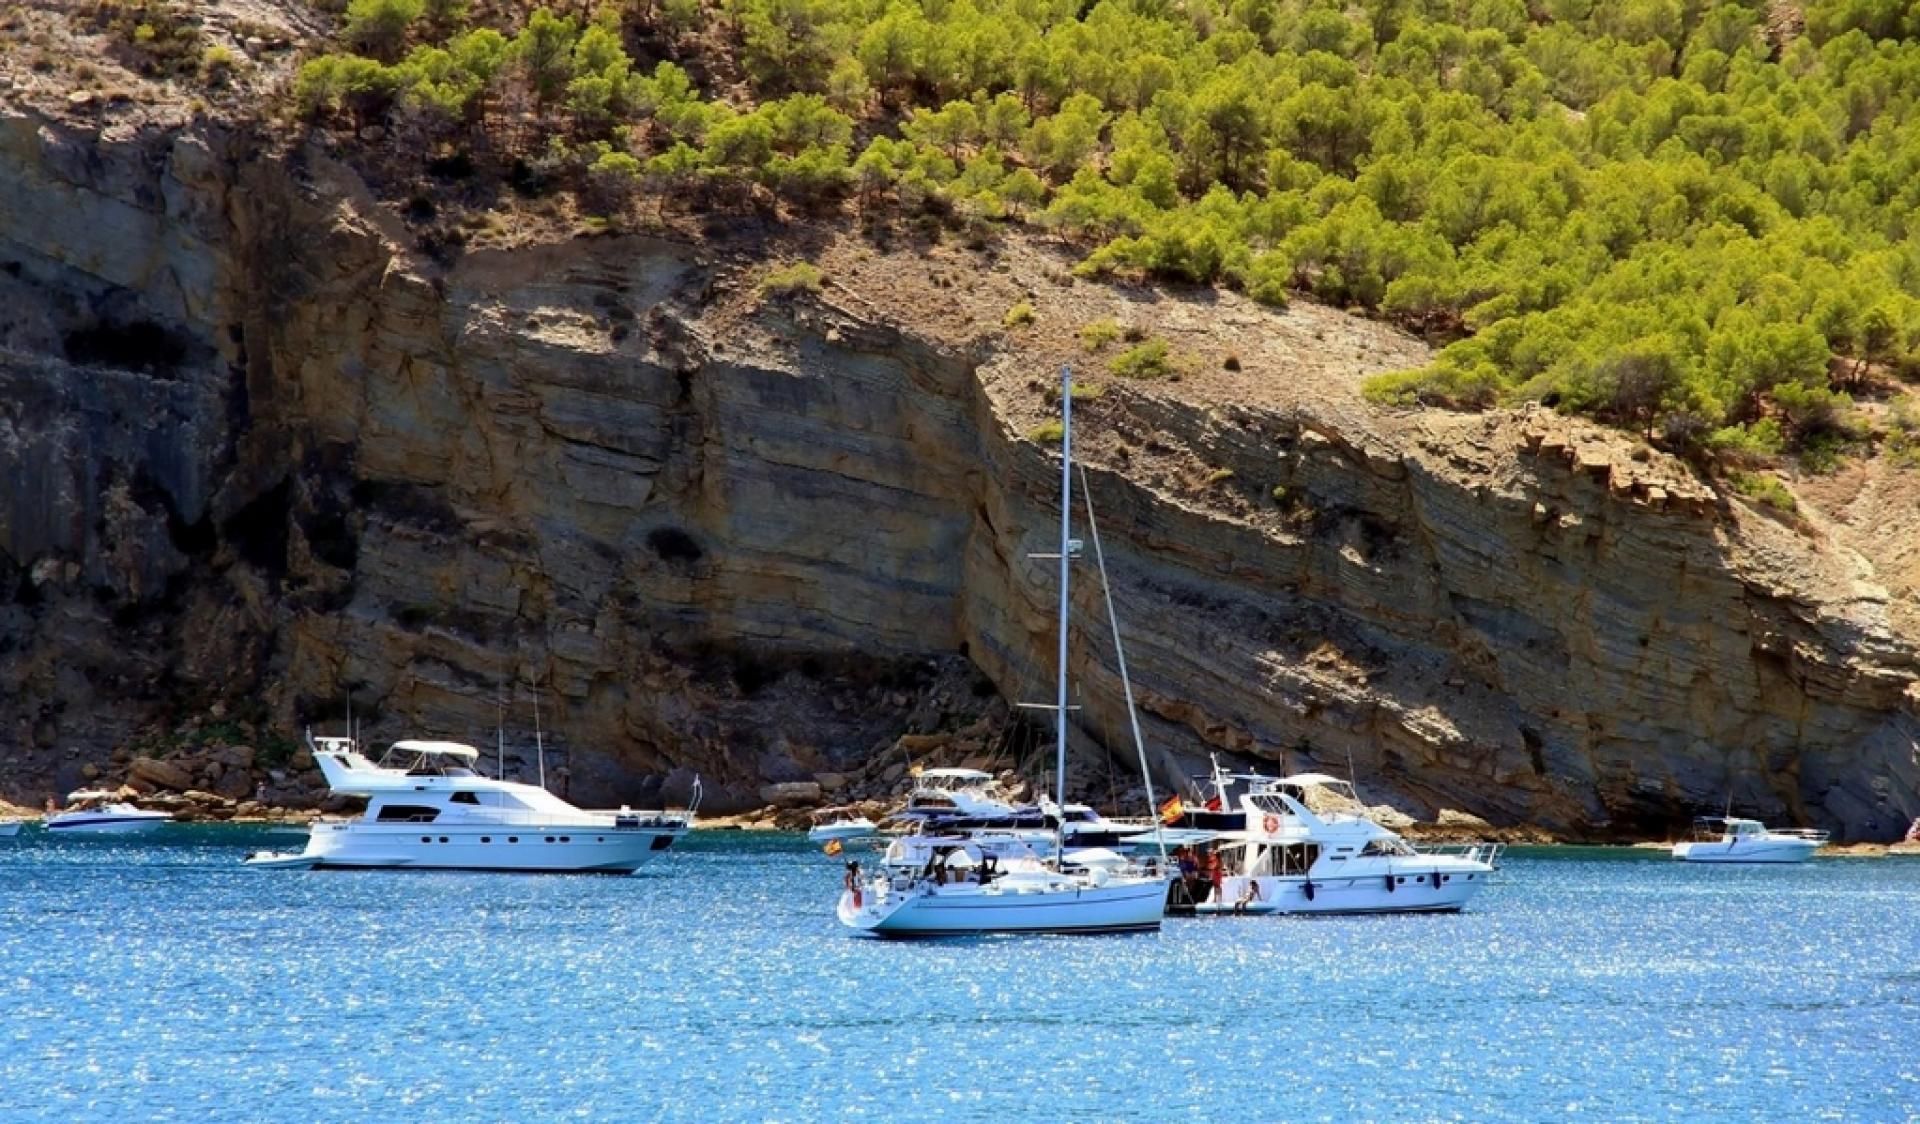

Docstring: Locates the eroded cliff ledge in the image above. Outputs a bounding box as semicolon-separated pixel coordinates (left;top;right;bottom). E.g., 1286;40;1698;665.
3;107;1917;836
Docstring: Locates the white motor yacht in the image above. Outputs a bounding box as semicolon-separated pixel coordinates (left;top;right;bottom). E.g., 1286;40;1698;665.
45;792;173;834
1672;817;1826;863
807;809;878;843
244;736;696;873
838;366;1169;937
1169;768;1501;915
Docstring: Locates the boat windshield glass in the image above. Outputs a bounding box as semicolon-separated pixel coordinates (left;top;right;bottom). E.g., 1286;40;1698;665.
920;772;992;792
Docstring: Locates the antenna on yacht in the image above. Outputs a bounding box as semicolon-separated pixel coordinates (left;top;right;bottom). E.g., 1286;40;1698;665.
495;675;506;782
532;672;547;793
1077;461;1166;864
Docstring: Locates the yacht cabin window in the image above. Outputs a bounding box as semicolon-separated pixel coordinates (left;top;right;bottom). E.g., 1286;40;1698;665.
375;804;441;823
450;792;481;805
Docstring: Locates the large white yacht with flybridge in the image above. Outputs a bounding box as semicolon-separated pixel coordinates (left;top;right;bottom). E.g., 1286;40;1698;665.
244;735;696;873
1162;764;1502;915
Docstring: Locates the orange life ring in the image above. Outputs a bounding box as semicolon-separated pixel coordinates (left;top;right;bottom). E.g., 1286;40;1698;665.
1262;813;1280;834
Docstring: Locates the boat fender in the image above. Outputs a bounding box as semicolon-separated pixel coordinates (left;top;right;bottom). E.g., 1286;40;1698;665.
1384;873;1394;893
1302;879;1315;902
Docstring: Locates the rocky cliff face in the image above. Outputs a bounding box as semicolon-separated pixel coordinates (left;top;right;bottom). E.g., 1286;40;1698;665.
2;106;1916;836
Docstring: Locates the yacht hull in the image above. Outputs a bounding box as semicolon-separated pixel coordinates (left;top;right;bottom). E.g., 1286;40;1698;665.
838;877;1167;937
807;821;876;843
1188;868;1491;916
259;821;687;873
1672;840;1819;863
45;816;170;833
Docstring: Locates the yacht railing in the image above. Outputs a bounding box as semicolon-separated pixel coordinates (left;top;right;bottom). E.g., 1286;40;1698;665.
1764;828;1830;842
365;808;695;829
1412;841;1505;867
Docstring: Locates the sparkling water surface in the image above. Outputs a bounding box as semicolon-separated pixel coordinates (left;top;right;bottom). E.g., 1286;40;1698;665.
2;828;1916;1122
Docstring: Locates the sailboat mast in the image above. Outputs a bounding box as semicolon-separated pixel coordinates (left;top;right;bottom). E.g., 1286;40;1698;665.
1055;365;1074;813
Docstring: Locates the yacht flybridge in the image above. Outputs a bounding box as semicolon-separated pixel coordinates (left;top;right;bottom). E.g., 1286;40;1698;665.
244;736;696;873
836;366;1171;937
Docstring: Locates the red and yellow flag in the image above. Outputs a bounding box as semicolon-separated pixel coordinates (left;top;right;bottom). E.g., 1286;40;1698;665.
823;838;844;856
1158;795;1184;824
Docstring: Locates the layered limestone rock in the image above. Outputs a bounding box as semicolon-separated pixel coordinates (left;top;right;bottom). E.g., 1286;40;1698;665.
1;106;1916;836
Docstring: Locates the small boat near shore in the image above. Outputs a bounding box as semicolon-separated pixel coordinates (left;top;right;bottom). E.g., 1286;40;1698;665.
46;792;173;834
0;819;22;837
244;735;696;873
1672;817;1826;863
807;809;877;843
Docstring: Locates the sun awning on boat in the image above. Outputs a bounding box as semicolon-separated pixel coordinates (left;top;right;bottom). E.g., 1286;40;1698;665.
1275;773;1349;787
390;740;481;760
1063;847;1130;869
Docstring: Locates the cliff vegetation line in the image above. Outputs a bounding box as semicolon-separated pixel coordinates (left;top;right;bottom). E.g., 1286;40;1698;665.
273;0;1920;465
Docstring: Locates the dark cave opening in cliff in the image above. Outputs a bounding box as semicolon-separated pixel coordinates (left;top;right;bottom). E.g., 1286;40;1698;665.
222;481;292;578
62;319;191;376
647;527;703;565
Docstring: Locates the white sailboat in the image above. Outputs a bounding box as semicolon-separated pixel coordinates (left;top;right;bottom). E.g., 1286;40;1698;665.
836;366;1169;936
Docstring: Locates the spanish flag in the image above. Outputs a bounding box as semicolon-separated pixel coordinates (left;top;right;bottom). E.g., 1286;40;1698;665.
1158;795;1184;824
823;838;844;856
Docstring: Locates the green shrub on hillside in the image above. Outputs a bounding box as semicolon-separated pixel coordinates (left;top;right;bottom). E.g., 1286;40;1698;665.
1727;470;1797;513
1110;339;1176;380
344;0;423;61
760;261;824;295
1079;319;1123;351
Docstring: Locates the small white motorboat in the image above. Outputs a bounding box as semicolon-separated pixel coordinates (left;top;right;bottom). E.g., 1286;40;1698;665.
0;819;23;837
240;850;322;870
1672;817;1826;863
807;811;877;843
45;801;173;833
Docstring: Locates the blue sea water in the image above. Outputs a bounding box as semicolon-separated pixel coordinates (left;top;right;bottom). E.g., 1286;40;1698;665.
1;827;1916;1122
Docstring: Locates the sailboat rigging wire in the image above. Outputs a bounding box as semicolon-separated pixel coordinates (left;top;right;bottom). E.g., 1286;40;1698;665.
532;671;547;793
1077;461;1168;865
